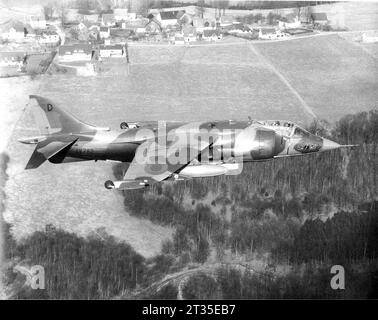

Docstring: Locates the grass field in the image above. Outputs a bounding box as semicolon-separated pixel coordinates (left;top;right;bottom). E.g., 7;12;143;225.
256;34;378;120
3;33;378;258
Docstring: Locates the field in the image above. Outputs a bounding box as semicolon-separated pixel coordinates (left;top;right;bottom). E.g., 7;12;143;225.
2;33;378;258
256;34;378;120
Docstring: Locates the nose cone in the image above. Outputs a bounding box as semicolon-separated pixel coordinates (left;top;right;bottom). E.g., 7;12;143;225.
321;138;341;151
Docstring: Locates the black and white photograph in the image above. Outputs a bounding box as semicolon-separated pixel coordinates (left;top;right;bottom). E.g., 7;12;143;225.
0;0;377;306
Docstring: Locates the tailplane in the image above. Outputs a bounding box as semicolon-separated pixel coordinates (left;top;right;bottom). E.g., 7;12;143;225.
24;136;78;169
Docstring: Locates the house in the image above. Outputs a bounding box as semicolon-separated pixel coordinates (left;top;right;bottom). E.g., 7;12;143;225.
99;27;110;39
3;25;26;41
0;52;26;71
202;29;222;41
101;13;116;27
80;14;99;24
362;32;378;43
58;44;93;62
228;23;248;33
0;21;34;41
99;44;125;58
39;31;60;45
76;22;88;32
310;13;328;26
114;9;129;21
29;16;46;29
258;28;289;40
158;11;182;28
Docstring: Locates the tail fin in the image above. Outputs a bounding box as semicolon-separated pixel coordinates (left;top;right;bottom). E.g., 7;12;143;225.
30;95;98;134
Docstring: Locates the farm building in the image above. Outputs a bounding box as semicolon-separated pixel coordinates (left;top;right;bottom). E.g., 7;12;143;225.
80;14;99;24
310;13;329;26
58;44;93;62
99;44;125;58
228;23;251;34
29;16;46;29
100;27;110;39
101;14;116;27
157;11;183;28
202;29;222;41
114;9;129;21
64;9;81;23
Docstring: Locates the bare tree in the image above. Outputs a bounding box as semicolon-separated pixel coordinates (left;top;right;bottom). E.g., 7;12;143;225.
219;0;228;16
59;2;67;27
197;0;205;19
43;3;53;21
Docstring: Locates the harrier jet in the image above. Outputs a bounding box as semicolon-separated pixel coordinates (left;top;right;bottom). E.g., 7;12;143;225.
19;96;355;190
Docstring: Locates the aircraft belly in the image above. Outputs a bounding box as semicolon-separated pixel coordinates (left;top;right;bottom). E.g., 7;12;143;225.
105;142;138;162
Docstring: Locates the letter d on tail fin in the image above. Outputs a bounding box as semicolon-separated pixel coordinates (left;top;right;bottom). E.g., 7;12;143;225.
29;95;97;134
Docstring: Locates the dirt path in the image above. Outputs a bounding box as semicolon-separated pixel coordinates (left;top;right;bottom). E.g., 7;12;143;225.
133;261;290;299
247;43;317;120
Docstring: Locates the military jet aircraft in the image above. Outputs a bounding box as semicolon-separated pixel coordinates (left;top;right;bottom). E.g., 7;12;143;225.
19;96;355;190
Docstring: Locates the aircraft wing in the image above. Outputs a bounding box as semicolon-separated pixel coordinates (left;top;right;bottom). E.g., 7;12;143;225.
122;129;216;186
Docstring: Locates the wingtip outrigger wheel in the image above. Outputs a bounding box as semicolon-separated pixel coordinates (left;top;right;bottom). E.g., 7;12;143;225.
104;180;115;189
120;122;129;130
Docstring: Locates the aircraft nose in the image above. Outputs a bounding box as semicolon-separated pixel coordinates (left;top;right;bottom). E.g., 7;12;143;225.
321;138;341;151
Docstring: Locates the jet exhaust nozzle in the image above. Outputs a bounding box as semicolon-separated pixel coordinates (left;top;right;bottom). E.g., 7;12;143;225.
104;180;115;189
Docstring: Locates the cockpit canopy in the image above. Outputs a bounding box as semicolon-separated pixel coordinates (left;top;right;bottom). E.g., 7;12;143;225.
292;126;311;138
257;120;323;153
257;120;303;137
